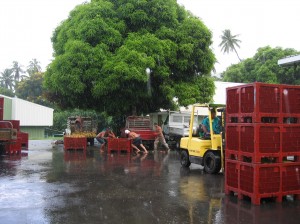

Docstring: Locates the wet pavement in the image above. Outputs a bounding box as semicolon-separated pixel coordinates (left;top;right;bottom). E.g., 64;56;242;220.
0;140;300;224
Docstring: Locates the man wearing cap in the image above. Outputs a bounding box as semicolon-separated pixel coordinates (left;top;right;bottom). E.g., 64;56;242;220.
125;130;148;154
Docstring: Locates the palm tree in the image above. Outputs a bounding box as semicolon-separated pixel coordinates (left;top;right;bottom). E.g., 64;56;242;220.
11;61;25;82
0;69;14;90
27;58;42;76
219;29;242;62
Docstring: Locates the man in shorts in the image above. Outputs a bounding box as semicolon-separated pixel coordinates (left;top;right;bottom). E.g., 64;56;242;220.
125;130;148;154
153;123;170;153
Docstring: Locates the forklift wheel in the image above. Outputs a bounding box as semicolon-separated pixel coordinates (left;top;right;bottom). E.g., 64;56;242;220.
203;151;221;174
180;150;191;167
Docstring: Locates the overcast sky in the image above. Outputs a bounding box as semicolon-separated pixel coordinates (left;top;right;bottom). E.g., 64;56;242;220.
0;0;299;75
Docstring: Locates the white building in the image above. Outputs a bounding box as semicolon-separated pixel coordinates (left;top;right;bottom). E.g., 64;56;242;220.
1;95;54;139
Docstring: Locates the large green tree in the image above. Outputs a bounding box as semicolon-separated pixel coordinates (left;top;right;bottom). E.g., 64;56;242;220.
222;46;300;84
219;29;242;62
44;0;216;116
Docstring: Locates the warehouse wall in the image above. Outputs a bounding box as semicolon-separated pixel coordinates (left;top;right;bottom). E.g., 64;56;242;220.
20;126;47;140
3;97;12;120
12;97;53;126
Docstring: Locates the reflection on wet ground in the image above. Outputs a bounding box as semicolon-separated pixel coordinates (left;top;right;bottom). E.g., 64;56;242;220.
0;140;299;224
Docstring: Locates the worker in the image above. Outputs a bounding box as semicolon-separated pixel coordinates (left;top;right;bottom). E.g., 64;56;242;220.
96;127;116;152
153;123;170;153
125;129;148;154
201;109;220;138
74;116;83;132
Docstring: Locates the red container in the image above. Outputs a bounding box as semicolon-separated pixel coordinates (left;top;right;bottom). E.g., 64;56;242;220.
282;125;300;153
225;159;239;192
5;138;22;155
5;120;20;131
18;131;29;149
240;123;281;163
64;136;87;150
226;87;240;114
241;83;280;114
281;162;300;193
107;138;132;153
226;125;240;152
239;162;282;205
281;85;300;114
226;82;282;123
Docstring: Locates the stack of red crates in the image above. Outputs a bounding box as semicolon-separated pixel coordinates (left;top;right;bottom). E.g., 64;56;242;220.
225;82;300;205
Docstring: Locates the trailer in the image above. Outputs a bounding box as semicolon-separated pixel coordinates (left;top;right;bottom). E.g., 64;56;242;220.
67;116;97;146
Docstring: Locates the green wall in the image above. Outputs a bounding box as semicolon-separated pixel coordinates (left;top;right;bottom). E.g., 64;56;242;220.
20;126;46;140
3;97;12;120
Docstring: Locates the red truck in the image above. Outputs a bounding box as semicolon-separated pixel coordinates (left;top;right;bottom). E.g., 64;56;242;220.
122;116;157;149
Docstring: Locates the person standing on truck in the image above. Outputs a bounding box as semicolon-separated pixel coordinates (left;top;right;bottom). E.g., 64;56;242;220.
96;128;116;152
200;109;220;138
75;116;83;132
125;130;148;154
153;123;170;153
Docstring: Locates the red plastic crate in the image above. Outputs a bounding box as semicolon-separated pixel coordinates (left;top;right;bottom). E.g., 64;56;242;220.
18;131;29;149
64;136;87;150
239;162;282;205
107;138;132;153
282;125;300;153
281;85;300;114
281;162;300;193
240;123;281;163
225;159;239;192
5;120;20;131
226;87;240;114
226;125;240;152
5;138;22;155
241;83;281;114
226;82;282;123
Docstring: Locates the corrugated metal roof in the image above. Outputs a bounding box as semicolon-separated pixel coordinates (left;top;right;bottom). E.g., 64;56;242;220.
0;95;54;126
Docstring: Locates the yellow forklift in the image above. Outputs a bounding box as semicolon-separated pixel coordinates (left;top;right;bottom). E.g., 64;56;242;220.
180;104;226;174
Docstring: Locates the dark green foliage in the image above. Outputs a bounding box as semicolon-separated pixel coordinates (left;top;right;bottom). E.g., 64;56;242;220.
222;46;300;84
45;0;216;116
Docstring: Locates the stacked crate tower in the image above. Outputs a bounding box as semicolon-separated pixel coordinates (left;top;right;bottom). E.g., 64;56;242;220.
225;82;300;205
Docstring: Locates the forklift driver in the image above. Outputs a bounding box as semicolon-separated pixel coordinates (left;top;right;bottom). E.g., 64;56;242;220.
200;109;220;139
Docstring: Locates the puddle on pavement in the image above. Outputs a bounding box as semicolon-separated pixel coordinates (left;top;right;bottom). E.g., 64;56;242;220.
0;140;299;224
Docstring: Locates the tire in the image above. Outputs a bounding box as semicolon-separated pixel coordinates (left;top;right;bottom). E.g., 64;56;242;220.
203;151;221;174
88;138;94;146
175;139;180;150
180;150;191;167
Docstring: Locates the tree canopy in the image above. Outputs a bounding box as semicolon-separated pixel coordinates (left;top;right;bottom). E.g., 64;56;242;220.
44;0;216;116
222;46;300;84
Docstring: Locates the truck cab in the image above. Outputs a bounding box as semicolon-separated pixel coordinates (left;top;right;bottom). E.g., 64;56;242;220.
180;104;225;174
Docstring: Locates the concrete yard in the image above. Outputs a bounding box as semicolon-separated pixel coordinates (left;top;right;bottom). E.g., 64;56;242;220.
0;140;299;224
